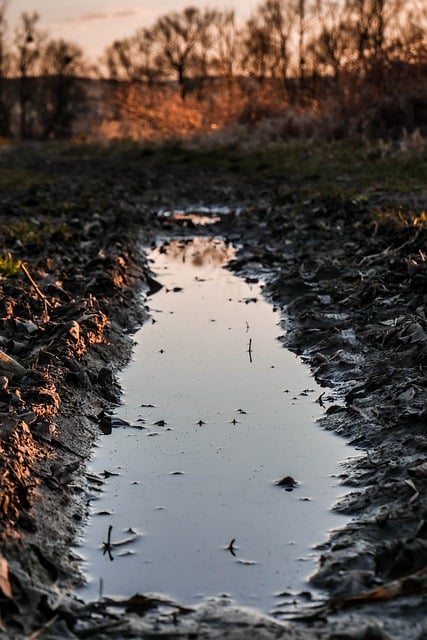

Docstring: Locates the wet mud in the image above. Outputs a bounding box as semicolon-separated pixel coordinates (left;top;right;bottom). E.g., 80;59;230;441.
0;143;425;639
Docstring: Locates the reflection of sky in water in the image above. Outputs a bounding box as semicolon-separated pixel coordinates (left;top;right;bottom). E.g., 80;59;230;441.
78;238;355;613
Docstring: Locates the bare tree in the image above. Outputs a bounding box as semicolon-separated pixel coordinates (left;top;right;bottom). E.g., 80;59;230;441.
297;0;306;81
241;0;303;93
14;12;45;137
344;0;411;68
152;6;214;99
241;16;271;84
134;28;163;86
103;38;135;82
309;1;352;78
210;10;241;98
40;38;87;138
0;1;12;136
383;0;426;63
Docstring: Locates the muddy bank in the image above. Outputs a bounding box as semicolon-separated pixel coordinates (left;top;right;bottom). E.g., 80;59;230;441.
227;192;427;634
0;142;425;639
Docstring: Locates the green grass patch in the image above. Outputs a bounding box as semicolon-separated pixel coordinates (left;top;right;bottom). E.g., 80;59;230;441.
141;139;426;195
0;252;22;277
200;141;426;192
1;220;71;244
59;137;427;199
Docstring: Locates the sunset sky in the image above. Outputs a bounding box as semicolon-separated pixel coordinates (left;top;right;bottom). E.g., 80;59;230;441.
8;1;256;62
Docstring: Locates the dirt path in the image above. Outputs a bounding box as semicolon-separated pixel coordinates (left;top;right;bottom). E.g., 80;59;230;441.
0;141;425;639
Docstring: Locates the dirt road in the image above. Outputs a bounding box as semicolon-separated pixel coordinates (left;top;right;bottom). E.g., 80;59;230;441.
0;141;425;639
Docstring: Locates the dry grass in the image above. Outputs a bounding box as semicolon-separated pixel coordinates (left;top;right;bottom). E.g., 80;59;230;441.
89;82;327;145
87;74;427;151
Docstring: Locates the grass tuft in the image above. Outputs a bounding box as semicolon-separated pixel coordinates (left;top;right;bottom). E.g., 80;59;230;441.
0;252;23;277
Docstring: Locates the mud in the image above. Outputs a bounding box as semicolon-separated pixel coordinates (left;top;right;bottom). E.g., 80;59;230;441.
0;142;425;639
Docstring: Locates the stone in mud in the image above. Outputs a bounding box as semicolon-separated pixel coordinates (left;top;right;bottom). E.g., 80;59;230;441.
64;320;80;342
276;475;298;489
98;413;113;434
98;413;131;434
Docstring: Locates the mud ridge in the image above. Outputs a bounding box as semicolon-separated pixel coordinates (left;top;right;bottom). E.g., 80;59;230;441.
0;143;425;639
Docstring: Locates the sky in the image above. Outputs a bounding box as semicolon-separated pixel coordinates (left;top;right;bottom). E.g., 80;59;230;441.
8;1;256;62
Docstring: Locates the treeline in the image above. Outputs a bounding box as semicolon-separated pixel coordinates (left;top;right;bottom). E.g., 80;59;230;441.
0;0;426;140
0;6;89;138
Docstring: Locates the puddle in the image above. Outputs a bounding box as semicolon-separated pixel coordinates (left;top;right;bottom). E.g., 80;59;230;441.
77;237;355;615
157;205;236;226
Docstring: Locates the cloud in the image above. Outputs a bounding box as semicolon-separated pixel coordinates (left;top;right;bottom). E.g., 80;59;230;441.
79;8;146;22
54;7;149;26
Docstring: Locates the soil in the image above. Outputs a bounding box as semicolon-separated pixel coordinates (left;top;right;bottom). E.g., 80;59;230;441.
0;141;425;639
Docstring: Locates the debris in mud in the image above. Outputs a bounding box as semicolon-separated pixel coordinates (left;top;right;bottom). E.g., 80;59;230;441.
226;538;237;556
276;475;299;490
102;524;114;560
104;592;194;616
45;460;80;489
0;350;27;379
101;524;140;562
98;413;145;434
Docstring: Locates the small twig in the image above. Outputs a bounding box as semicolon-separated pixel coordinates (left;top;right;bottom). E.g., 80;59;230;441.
247;338;253;363
358;228;421;267
315;391;325;407
227;538;236;556
26;614;59;640
20;263;52;310
102;525;114;561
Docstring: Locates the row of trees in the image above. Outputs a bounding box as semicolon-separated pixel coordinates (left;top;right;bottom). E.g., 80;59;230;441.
103;0;426;98
0;5;87;138
0;0;426;139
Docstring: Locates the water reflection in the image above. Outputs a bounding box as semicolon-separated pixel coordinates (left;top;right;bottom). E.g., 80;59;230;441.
157;207;231;226
159;237;235;268
170;213;221;225
79;237;354;614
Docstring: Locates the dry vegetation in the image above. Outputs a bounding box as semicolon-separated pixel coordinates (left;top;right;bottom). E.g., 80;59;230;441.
0;0;425;143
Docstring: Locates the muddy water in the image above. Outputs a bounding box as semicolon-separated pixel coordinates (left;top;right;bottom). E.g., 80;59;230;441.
78;237;354;614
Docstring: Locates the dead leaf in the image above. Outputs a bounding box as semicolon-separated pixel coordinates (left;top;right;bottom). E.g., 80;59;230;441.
0;554;12;598
332;566;427;607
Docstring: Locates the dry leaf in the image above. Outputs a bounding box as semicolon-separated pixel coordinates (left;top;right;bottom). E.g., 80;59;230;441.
332;566;427;608
0;554;12;598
